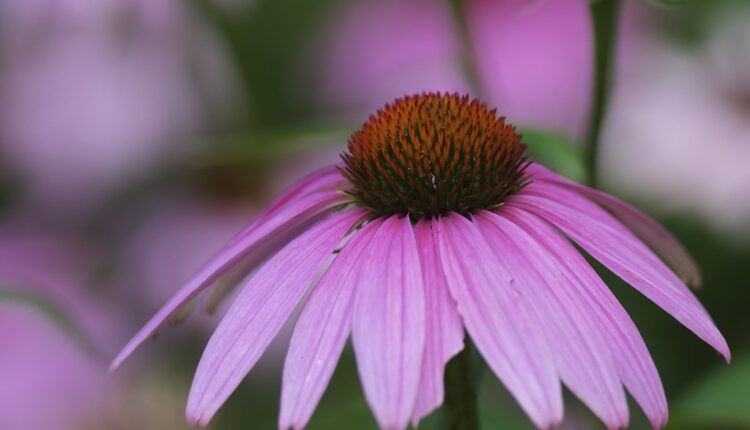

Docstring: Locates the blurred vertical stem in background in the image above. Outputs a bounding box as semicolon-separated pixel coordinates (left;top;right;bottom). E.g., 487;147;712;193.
584;0;622;187
447;0;486;97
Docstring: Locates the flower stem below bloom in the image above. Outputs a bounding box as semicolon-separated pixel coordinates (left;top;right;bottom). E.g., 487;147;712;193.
443;339;480;430
584;0;623;187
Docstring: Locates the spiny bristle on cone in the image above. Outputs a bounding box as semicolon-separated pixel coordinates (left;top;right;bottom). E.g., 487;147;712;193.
340;92;529;218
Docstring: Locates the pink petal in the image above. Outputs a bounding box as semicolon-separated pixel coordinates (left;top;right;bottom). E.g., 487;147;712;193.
504;207;668;428
109;187;348;370
279;218;383;430
186;208;365;426
527;163;702;287
436;213;562;429
510;184;730;361
241;164;347;235
410;219;465;426
476;210;628;429
352;216;426;430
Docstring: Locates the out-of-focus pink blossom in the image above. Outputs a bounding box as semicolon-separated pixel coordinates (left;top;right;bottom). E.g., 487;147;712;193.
1;39;201;218
317;0;592;138
117;196;256;314
467;0;592;137
0;0;235;220
0;226;124;348
0;227;123;430
317;0;470;114
0;305;110;430
602;9;750;237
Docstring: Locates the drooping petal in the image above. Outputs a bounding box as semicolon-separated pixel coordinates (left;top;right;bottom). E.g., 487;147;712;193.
411;219;464;426
504;207;668;428
527;163;701;287
110;186;349;370
186;208;366;426
476;210;628;429
511;184;730;360
279;218;383;430
436;213;562;429
352;216;426;430
210;168;349;308
242;164;347;235
201;180;352;316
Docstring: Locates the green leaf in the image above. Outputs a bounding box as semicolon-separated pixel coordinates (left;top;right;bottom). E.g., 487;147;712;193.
669;355;750;429
518;128;585;182
0;287;101;358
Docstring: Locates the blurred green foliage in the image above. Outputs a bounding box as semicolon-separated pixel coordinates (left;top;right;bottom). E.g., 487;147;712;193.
670;356;750;429
189;0;341;127
519;128;585;182
651;0;750;47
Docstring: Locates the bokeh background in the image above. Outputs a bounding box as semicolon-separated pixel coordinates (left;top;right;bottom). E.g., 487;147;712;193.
1;0;749;429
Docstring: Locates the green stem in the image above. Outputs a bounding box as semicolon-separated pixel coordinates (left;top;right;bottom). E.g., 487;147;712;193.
443;341;480;430
583;0;623;187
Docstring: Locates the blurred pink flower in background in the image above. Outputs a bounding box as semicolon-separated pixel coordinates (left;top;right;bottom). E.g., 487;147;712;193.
0;226;123;430
0;0;235;220
467;0;592;138
602;7;750;237
0;305;110;430
317;0;592;138
0;41;200;217
115;196;255;330
317;0;470;114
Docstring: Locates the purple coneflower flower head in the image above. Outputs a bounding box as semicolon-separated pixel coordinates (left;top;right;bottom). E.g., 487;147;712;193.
112;93;729;429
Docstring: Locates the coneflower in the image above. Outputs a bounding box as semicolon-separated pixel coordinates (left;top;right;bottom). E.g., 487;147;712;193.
112;93;729;430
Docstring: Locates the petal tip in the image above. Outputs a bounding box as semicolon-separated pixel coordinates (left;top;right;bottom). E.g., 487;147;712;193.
185;411;199;427
108;345;134;372
648;414;669;430
687;272;703;290
606;415;630;430
642;399;669;430
533;410;563;430
186;393;204;426
278;415;306;430
186;408;212;428
713;336;731;363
